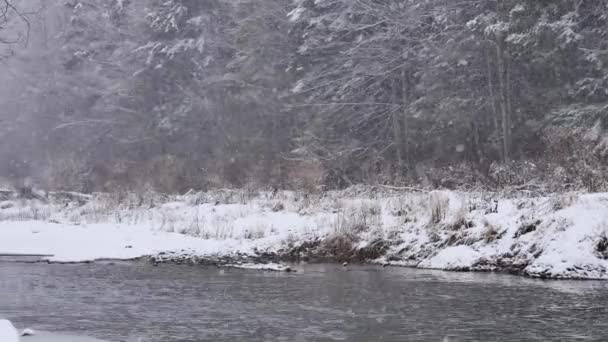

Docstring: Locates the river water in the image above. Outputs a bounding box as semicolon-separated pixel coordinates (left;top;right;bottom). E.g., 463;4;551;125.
1;261;608;342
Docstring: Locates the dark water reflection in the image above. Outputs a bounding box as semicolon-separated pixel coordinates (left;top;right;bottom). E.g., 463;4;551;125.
1;262;608;341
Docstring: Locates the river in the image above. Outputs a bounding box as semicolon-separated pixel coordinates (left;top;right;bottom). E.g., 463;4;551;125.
1;261;607;341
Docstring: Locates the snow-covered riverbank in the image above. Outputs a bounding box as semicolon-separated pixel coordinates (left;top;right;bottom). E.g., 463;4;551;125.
1;319;107;342
0;319;19;342
1;188;607;279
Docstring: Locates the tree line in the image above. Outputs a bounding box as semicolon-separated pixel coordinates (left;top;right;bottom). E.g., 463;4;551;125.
1;0;607;193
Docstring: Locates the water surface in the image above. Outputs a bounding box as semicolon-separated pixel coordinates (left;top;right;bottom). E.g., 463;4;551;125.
1;261;607;341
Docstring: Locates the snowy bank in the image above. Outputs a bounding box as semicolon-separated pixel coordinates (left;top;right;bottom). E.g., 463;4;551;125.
0;320;19;342
1;188;608;279
0;319;108;342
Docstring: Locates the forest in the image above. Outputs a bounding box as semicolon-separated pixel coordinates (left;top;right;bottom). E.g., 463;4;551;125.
1;0;607;194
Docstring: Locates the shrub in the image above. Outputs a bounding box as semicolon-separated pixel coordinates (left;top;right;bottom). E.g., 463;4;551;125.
322;233;355;260
596;233;608;260
483;226;500;243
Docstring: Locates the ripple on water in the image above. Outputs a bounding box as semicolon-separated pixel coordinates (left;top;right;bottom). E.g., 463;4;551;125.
1;262;608;342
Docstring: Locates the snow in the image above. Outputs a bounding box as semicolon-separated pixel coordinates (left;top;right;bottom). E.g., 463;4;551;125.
21;328;35;337
0;320;19;342
510;4;526;15
291;80;305;93
418;246;481;270
287;7;305;22
1;189;608;279
0;221;234;263
521;196;608;279
0;320;108;342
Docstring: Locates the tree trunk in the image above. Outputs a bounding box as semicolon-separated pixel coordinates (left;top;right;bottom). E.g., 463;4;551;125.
485;47;499;132
496;40;511;164
506;53;514;125
472;119;484;166
392;78;404;177
401;67;410;168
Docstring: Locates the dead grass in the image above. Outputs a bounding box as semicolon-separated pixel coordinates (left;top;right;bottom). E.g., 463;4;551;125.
331;201;382;237
271;201;285;212
549;192;579;211
322;233;355;260
429;192;449;224
483;225;500;243
0;202;51;222
596;231;608;260
448;205;469;230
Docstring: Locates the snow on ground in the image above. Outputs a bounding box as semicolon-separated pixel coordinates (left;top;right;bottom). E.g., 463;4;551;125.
0;319;19;342
0;221;237;262
0;319;108;342
1;188;608;279
418;245;481;270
